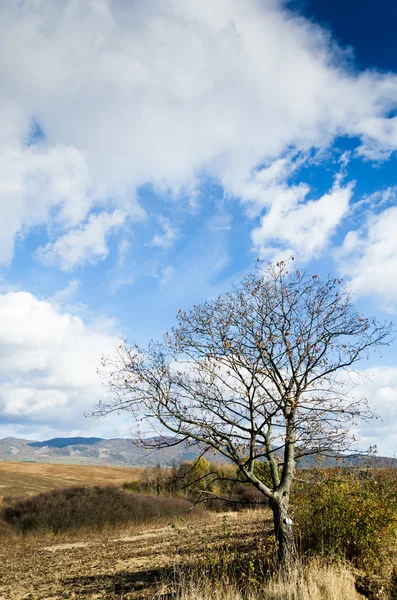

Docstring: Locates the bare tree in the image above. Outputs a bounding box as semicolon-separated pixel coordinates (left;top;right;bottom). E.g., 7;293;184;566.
95;261;392;571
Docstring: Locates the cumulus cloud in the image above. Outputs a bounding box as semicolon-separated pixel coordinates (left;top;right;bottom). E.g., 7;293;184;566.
355;116;397;161
243;160;354;261
267;184;352;260
1;0;397;266
337;203;397;309
0;290;122;438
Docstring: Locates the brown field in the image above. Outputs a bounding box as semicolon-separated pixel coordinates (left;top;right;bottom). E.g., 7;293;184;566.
0;510;271;599
0;464;369;599
0;461;143;499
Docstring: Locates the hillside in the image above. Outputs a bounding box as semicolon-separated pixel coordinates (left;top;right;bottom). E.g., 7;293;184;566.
0;461;142;499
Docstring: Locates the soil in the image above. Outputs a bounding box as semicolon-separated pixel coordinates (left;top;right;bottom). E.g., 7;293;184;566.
0;511;271;599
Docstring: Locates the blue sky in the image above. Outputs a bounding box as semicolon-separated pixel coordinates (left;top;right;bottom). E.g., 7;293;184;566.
290;0;397;72
1;0;397;454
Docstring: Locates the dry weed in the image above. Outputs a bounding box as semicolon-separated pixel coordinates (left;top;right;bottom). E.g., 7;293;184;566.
172;559;362;600
264;559;362;600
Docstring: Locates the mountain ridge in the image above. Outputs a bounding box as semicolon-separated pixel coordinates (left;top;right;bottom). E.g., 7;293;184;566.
0;436;395;468
0;436;209;467
29;437;105;449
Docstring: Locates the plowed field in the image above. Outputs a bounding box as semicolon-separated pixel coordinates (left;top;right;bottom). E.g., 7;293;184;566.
0;511;270;599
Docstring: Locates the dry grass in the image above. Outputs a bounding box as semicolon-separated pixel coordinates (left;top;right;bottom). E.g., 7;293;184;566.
0;461;143;499
264;559;362;600
173;560;363;600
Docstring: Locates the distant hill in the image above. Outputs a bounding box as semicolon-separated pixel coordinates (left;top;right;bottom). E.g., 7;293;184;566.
0;436;214;467
29;437;104;449
0;436;395;468
297;453;397;468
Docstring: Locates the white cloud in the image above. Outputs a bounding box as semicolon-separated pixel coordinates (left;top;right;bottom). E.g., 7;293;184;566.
37;209;128;270
49;279;80;309
0;137;93;265
248;168;353;261
1;0;397;266
350;186;397;215
355;116;397;161
149;216;179;249
230;156;305;218
346;366;397;456
0;290;122;437
337;204;397;309
4;388;69;416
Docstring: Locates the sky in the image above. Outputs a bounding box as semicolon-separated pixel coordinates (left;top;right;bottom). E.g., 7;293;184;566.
1;0;397;455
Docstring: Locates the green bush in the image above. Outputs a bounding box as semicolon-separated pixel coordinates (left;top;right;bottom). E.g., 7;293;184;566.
2;485;195;534
293;467;397;568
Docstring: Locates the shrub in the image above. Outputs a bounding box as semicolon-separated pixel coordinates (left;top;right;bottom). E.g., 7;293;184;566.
121;480;140;492
0;517;13;537
133;460;268;512
2;485;195;534
205;483;266;512
137;464;178;495
136;459;227;496
253;460;276;489
293;467;397;569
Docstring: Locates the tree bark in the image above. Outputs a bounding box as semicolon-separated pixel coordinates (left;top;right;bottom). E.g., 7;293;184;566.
269;496;297;573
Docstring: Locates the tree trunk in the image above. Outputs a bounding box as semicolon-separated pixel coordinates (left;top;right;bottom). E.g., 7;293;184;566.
269;496;297;573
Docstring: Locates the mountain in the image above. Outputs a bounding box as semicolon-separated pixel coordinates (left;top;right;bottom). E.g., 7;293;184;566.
0;436;214;467
29;437;104;449
297;452;397;468
0;436;395;468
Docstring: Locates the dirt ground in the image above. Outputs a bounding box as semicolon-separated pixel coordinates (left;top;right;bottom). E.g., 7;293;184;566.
0;462;142;500
0;511;271;599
